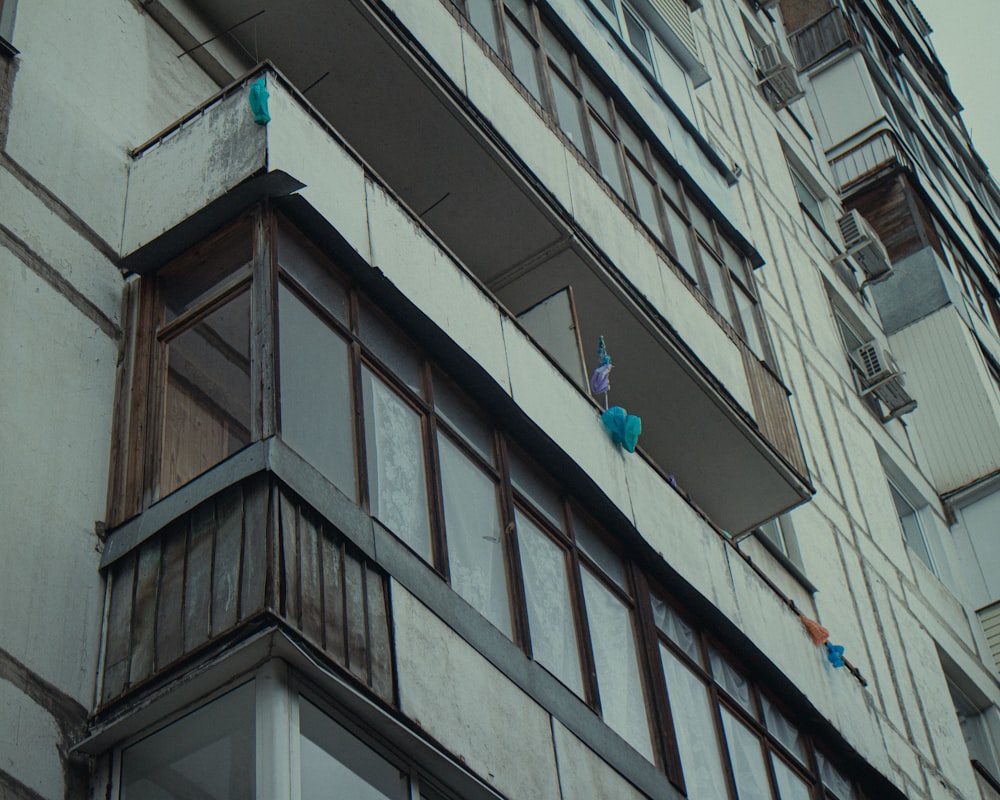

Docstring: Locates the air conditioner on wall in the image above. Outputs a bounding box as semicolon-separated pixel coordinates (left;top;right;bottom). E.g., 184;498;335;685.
754;43;805;108
838;210;893;283
849;342;917;419
850;341;897;386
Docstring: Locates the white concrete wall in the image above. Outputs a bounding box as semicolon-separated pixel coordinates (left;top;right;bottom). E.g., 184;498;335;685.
0;0;225;794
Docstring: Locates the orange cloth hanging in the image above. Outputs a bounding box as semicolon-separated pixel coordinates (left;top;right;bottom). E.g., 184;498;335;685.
800;615;830;645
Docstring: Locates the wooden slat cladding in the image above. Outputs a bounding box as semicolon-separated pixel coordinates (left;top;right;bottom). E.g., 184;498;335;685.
787;7;856;70
100;475;394;707
847;175;933;263
741;348;810;479
275;487;393;701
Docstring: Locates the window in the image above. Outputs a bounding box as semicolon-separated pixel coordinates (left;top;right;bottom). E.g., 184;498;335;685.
0;0;16;47
153;220;254;502
947;675;1000;796
120;682;256;799
889;481;933;571
649;595;870;799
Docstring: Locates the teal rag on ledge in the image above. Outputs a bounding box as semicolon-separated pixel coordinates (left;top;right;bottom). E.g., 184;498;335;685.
249;78;271;125
601;406;642;453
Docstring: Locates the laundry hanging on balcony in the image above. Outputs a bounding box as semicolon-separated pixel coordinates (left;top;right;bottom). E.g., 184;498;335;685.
249;77;271;125
601;406;642;453
589;336;613;399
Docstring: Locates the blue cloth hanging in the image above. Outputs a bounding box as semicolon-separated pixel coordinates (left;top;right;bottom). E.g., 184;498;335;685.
602;406;642;453
249;78;271;125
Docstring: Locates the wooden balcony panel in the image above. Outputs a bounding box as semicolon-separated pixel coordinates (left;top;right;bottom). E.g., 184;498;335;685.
742;346;809;479
99;474;393;708
788;8;857;71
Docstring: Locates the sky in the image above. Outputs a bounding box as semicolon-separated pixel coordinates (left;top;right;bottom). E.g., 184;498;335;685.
915;0;1000;179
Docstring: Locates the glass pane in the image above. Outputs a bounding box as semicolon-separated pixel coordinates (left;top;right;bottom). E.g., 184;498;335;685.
278;224;347;324
507;21;542;100
468;0;501;52
544;24;573;76
279;284;356;501
159;291;252;498
664;203;696;273
573;512;626;589
581;568;653;760
509;448;564;529
623;6;653;65
504;0;531;28
582;73;610;123
721;708;770;800
655;161;681;206
433;372;493;462
817;753;853;799
772;755;812;800
660;645;729;800
735;282;763;355
552;73;586;150
591;118;626;198
761;695;805;763
439;434;510;636
363;368;432;562
690;202;715;245
359;300;423;394
627;158;662;236
300;698;408;800
889;484;932;569
517;510;584;695
710;648;753;714
122;683;255;800
651;594;699;662
160;222;252;324
618;119;645;162
701;248;736;325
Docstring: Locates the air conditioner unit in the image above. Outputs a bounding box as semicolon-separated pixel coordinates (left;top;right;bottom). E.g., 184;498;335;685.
838;210;892;283
850;341;897;387
755;43;805;108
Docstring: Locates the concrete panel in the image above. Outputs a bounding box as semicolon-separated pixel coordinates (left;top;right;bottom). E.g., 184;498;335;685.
0;680;64;799
892;605;981;800
365;180;511;395
5;0;219;246
123;86;266;255
0;255;110;704
461;30;573;205
382;0;467;94
266;83;372;265
807;53;883;151
552;719;652;800
393;584;562;800
502;316;634;523
624;456;740;622
890;309;1000;493
0;170;121;323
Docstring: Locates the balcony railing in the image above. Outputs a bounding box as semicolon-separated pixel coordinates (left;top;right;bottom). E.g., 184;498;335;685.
787;7;858;71
829;130;913;192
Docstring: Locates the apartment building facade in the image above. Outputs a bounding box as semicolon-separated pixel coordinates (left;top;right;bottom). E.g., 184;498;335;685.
1;0;999;798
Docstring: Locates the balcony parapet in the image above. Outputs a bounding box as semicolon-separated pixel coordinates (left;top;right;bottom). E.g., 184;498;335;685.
787;7;859;72
829;128;913;193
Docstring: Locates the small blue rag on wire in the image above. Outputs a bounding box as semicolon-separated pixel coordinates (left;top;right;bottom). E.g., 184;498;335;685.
825;642;845;668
